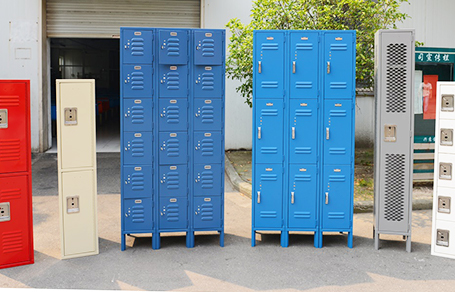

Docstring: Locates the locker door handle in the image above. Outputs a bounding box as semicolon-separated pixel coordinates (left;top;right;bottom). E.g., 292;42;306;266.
291;192;295;204
327;61;331;74
292;127;296;139
325;192;329;205
326;128;330;140
258;127;262;139
292;61;296;74
257;191;261;204
258;61;262;74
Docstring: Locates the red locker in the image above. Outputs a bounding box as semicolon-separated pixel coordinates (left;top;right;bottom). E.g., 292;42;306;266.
0;80;34;269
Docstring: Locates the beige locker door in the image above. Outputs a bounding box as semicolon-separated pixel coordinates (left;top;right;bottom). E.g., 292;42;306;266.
57;79;98;259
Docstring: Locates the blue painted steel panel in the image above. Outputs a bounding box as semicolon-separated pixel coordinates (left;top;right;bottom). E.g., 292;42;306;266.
323;100;352;165
159;132;188;165
159;99;188;131
158;29;188;65
193;99;222;131
193;131;222;164
254;165;283;228
123;98;153;132
289;99;318;164
194;31;223;65
122;65;153;98
193;66;223;98
323;32;355;99
122;28;153;64
158;65;188;98
124;198;153;231
159;197;187;229
254;99;284;164
193;164;222;196
123;166;153;199
193;196;221;229
159;165;188;197
254;31;285;98
322;165;352;230
288;164;317;229
123;132;153;165
289;31;319;99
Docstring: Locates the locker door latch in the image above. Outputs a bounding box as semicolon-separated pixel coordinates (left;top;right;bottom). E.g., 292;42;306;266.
291;192;295;204
326;128;330;140
64;108;78;126
292;127;296;139
257;191;261;204
292;61;296;74
66;196;80;214
258;127;262;139
384;125;397;142
327;61;331;74
437;229;449;247
258;61;262;74
0;109;8;129
325;192;329;204
0;202;11;222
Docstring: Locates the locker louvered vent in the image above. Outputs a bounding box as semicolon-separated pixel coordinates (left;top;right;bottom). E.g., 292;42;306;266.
385;43;407;113
384;153;405;221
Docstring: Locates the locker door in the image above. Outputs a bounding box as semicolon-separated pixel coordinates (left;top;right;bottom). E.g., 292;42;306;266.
0;175;32;268
289;31;319;99
122;29;153;64
255;100;284;164
193;131;222;164
289;99;318;164
123;132;153;165
159;197;187;229
254;32;285;98
194;66;223;98
158;29;188;65
194;31;223;65
194;164;222;196
122;65;153;98
159;132;188;165
323;32;355;99
159;165;188;198
0;82;28;174
322;165;352;230
254;165;283;228
158;65;188;98
288;165;317;229
193;196;221;229
194;99;222;131
158;99;187;132
123;98;153;132
323;100;353;165
122;166;152;199
123;198;153;231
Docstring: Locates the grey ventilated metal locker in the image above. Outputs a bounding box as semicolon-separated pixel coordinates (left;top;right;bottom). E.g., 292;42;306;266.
374;29;415;252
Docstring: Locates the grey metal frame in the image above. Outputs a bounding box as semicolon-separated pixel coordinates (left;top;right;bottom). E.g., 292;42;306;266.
374;29;415;252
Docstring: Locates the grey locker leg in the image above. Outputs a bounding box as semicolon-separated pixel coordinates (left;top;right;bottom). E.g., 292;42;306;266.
219;229;225;247
281;231;289;248
121;234;126;251
348;231;353;248
406;235;411;253
374;231;379;250
251;230;256;247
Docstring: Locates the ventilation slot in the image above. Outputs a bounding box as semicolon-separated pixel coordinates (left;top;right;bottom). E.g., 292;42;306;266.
384;153;406;221
385;43;407;113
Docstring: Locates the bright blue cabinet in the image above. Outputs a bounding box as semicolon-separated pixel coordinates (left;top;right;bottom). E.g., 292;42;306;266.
121;28;225;250
252;30;355;248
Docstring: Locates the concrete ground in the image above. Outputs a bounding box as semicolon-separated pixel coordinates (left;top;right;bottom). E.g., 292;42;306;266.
2;154;455;291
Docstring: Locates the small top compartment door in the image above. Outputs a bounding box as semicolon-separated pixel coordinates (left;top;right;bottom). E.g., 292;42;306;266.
122;28;153;64
194;30;223;65
158;29;188;65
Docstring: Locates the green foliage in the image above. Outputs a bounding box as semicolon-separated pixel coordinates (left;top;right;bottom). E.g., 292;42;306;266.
226;0;410;107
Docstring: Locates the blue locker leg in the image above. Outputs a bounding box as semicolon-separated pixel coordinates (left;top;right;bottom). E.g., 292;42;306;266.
220;229;225;247
251;230;256;247
186;232;194;248
348;231;353;248
281;231;289;248
121;234;126;251
318;231;323;248
313;231;319;248
152;233;161;250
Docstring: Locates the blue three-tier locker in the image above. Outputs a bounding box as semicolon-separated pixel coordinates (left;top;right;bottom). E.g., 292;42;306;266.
252;30;356;248
121;27;225;250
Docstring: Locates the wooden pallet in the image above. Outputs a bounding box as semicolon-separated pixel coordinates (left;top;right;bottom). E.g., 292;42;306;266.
413;143;434;181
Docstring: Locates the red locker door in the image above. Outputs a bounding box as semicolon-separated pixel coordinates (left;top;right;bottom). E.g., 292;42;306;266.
0;81;30;174
0;174;34;269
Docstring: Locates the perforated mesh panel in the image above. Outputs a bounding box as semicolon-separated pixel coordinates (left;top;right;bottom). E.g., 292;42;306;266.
384;154;405;221
385;43;407;113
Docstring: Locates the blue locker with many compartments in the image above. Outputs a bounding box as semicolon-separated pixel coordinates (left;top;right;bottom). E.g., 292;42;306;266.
252;30;355;248
121;27;225;250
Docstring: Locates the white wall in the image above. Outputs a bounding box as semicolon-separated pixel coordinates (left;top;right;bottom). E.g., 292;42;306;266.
0;0;44;152
202;0;253;150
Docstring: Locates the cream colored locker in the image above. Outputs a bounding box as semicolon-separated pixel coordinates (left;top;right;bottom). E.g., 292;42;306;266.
432;82;455;259
57;79;99;259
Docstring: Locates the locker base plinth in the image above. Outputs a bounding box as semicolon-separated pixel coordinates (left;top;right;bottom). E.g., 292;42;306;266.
374;231;411;252
253;229;319;247
0;260;34;270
